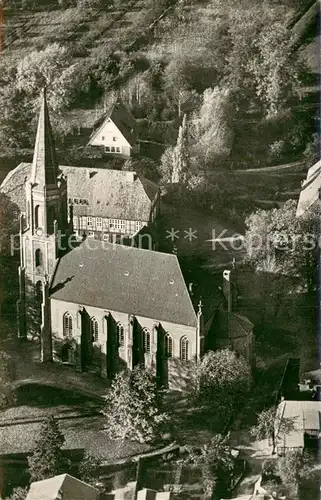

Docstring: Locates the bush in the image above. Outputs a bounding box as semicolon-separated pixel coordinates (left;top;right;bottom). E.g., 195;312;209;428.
192;349;251;415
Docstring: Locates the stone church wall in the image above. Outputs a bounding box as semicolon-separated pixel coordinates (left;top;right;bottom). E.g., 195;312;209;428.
50;298;197;390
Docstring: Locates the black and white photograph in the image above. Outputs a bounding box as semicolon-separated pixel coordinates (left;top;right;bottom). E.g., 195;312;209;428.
0;0;320;498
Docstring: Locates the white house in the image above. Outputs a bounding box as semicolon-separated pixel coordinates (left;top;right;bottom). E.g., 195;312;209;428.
88;98;139;158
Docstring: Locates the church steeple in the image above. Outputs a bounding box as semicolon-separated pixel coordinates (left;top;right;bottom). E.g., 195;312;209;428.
30;88;58;188
17;89;69;342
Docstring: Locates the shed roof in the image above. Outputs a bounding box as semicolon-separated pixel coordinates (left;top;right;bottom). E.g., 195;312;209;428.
50;240;197;328
26;474;99;500
296;159;321;216
276;400;321;449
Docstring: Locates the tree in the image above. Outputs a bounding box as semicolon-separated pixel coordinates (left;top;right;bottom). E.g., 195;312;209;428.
76;0;102;8
193;349;251;414
28;416;66;481
244;200;318;292
0;195;20;340
0;351;16;410
102;367;168;444
185;434;235;498
276;450;313;491
77;453;101;486
15;44;90;112
0;192;20;320
247;20;299;117
172;114;190;184
0;194;20;257
159;146;176;183
0;75;33;149
192;87;233;166
159;114;191;185
5;487;28;500
250;406;295;454
302;133;319;168
224;2;299;116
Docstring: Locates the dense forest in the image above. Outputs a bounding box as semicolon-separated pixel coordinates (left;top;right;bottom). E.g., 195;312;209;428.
0;0;317;166
0;0;317;233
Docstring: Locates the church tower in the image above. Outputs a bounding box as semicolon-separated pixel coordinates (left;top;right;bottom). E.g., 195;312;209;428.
17;89;69;351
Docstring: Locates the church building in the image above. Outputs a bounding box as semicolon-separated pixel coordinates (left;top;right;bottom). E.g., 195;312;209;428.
17;90;202;389
50;239;201;389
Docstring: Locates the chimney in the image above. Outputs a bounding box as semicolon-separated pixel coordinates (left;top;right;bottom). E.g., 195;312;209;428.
126;171;137;182
87;170;97;179
222;270;232;312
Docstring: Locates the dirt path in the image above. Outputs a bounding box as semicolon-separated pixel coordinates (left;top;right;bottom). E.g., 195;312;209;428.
229;429;272;496
233;161;304;173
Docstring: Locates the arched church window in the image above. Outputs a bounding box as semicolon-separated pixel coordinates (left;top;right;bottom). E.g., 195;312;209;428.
63;312;73;337
164;333;173;358
180;336;189;361
35;205;40;228
116;322;124;347
35;248;42;267
47;205;56;234
143;328;151;354
90;317;99;343
35;281;42;302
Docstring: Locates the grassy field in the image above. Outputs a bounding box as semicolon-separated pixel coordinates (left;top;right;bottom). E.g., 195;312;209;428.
3;0;172;56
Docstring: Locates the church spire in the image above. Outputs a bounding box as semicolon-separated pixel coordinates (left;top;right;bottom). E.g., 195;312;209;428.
30;88;58;187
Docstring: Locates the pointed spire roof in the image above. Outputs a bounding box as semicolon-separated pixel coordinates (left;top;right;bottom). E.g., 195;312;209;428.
30;88;58;187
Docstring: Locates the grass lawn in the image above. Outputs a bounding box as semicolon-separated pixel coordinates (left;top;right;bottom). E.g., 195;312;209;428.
160;201;243;264
1;335;109;398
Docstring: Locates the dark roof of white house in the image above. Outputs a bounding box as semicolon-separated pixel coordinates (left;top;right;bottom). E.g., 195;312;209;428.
50;241;197;327
26;474;99;500
0;164;159;221
296;159;321;216
88;99;137;147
